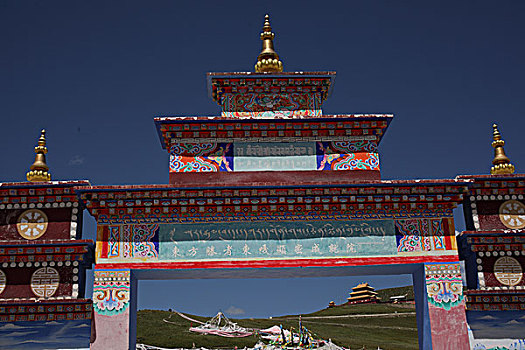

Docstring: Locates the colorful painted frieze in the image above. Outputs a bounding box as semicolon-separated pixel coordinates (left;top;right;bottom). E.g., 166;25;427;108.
168;141;380;173
92;269;130;316
395;218;457;253
93;216;462;265
208;73;335;119
98;224;159;262
91;269;132;350
316;141;379;171
220;92;322;118
423;262;470;350
169;143;233;172
425;262;464;310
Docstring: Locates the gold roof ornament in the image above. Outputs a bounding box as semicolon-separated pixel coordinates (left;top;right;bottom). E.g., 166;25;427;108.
26;129;51;182
491;124;515;175
255;14;283;73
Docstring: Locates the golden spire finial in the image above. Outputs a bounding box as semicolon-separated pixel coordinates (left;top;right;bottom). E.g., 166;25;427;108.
491;124;515;175
255;14;283;73
26;129;51;182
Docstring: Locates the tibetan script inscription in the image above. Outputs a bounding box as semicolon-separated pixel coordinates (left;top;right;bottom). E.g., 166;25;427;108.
234;142;316;157
234;142;316;171
163;220;391;241
157;220;398;261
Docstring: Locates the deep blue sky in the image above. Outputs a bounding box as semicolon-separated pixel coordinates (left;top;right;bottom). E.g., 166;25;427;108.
1;1;524;318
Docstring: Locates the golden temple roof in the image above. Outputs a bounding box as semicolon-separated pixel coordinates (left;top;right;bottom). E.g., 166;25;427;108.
347;283;379;300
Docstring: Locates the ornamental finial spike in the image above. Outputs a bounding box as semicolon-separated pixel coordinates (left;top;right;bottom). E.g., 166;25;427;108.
255;14;283;73
491;124;515;175
26;129;51;182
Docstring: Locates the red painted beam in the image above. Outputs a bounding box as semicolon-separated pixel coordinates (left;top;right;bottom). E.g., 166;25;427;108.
169;169;381;187
95;254;459;270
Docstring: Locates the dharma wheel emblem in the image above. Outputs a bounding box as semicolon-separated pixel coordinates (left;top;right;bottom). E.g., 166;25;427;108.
0;270;6;295
31;267;60;298
499;200;525;229
16;209;48;240
494;256;523;286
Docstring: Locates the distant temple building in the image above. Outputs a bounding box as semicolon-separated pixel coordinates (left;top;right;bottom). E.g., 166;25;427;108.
347;283;381;304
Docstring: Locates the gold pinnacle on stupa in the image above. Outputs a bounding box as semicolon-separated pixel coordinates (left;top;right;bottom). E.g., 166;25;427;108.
26;129;51;182
255;14;283;73
491;124;515;175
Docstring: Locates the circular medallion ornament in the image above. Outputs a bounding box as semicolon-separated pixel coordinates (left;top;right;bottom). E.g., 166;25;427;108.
494;256;523;286
499;200;525;229
30;267;59;298
16;209;48;240
0;270;6;295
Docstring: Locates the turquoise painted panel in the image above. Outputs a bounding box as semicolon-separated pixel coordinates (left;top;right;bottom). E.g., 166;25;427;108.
234;142;317;157
234;156;317;171
160;236;397;260
156;219;397;261
234;142;316;171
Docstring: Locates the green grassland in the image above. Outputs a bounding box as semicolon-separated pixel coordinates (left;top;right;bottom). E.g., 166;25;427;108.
375;285;414;302
137;287;418;350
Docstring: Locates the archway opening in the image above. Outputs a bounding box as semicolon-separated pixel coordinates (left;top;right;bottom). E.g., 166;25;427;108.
135;273;418;350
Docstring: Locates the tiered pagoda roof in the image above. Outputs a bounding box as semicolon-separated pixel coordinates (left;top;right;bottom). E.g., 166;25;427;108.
347;283;380;303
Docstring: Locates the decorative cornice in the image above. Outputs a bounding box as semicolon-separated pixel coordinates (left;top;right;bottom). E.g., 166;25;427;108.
0;181;89;207
0;299;92;322
463;232;525;252
207;73;335;105
456;175;524;198
154;114;392;149
76;181;468;224
0;241;93;264
0;180;91;189
465;290;525;311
